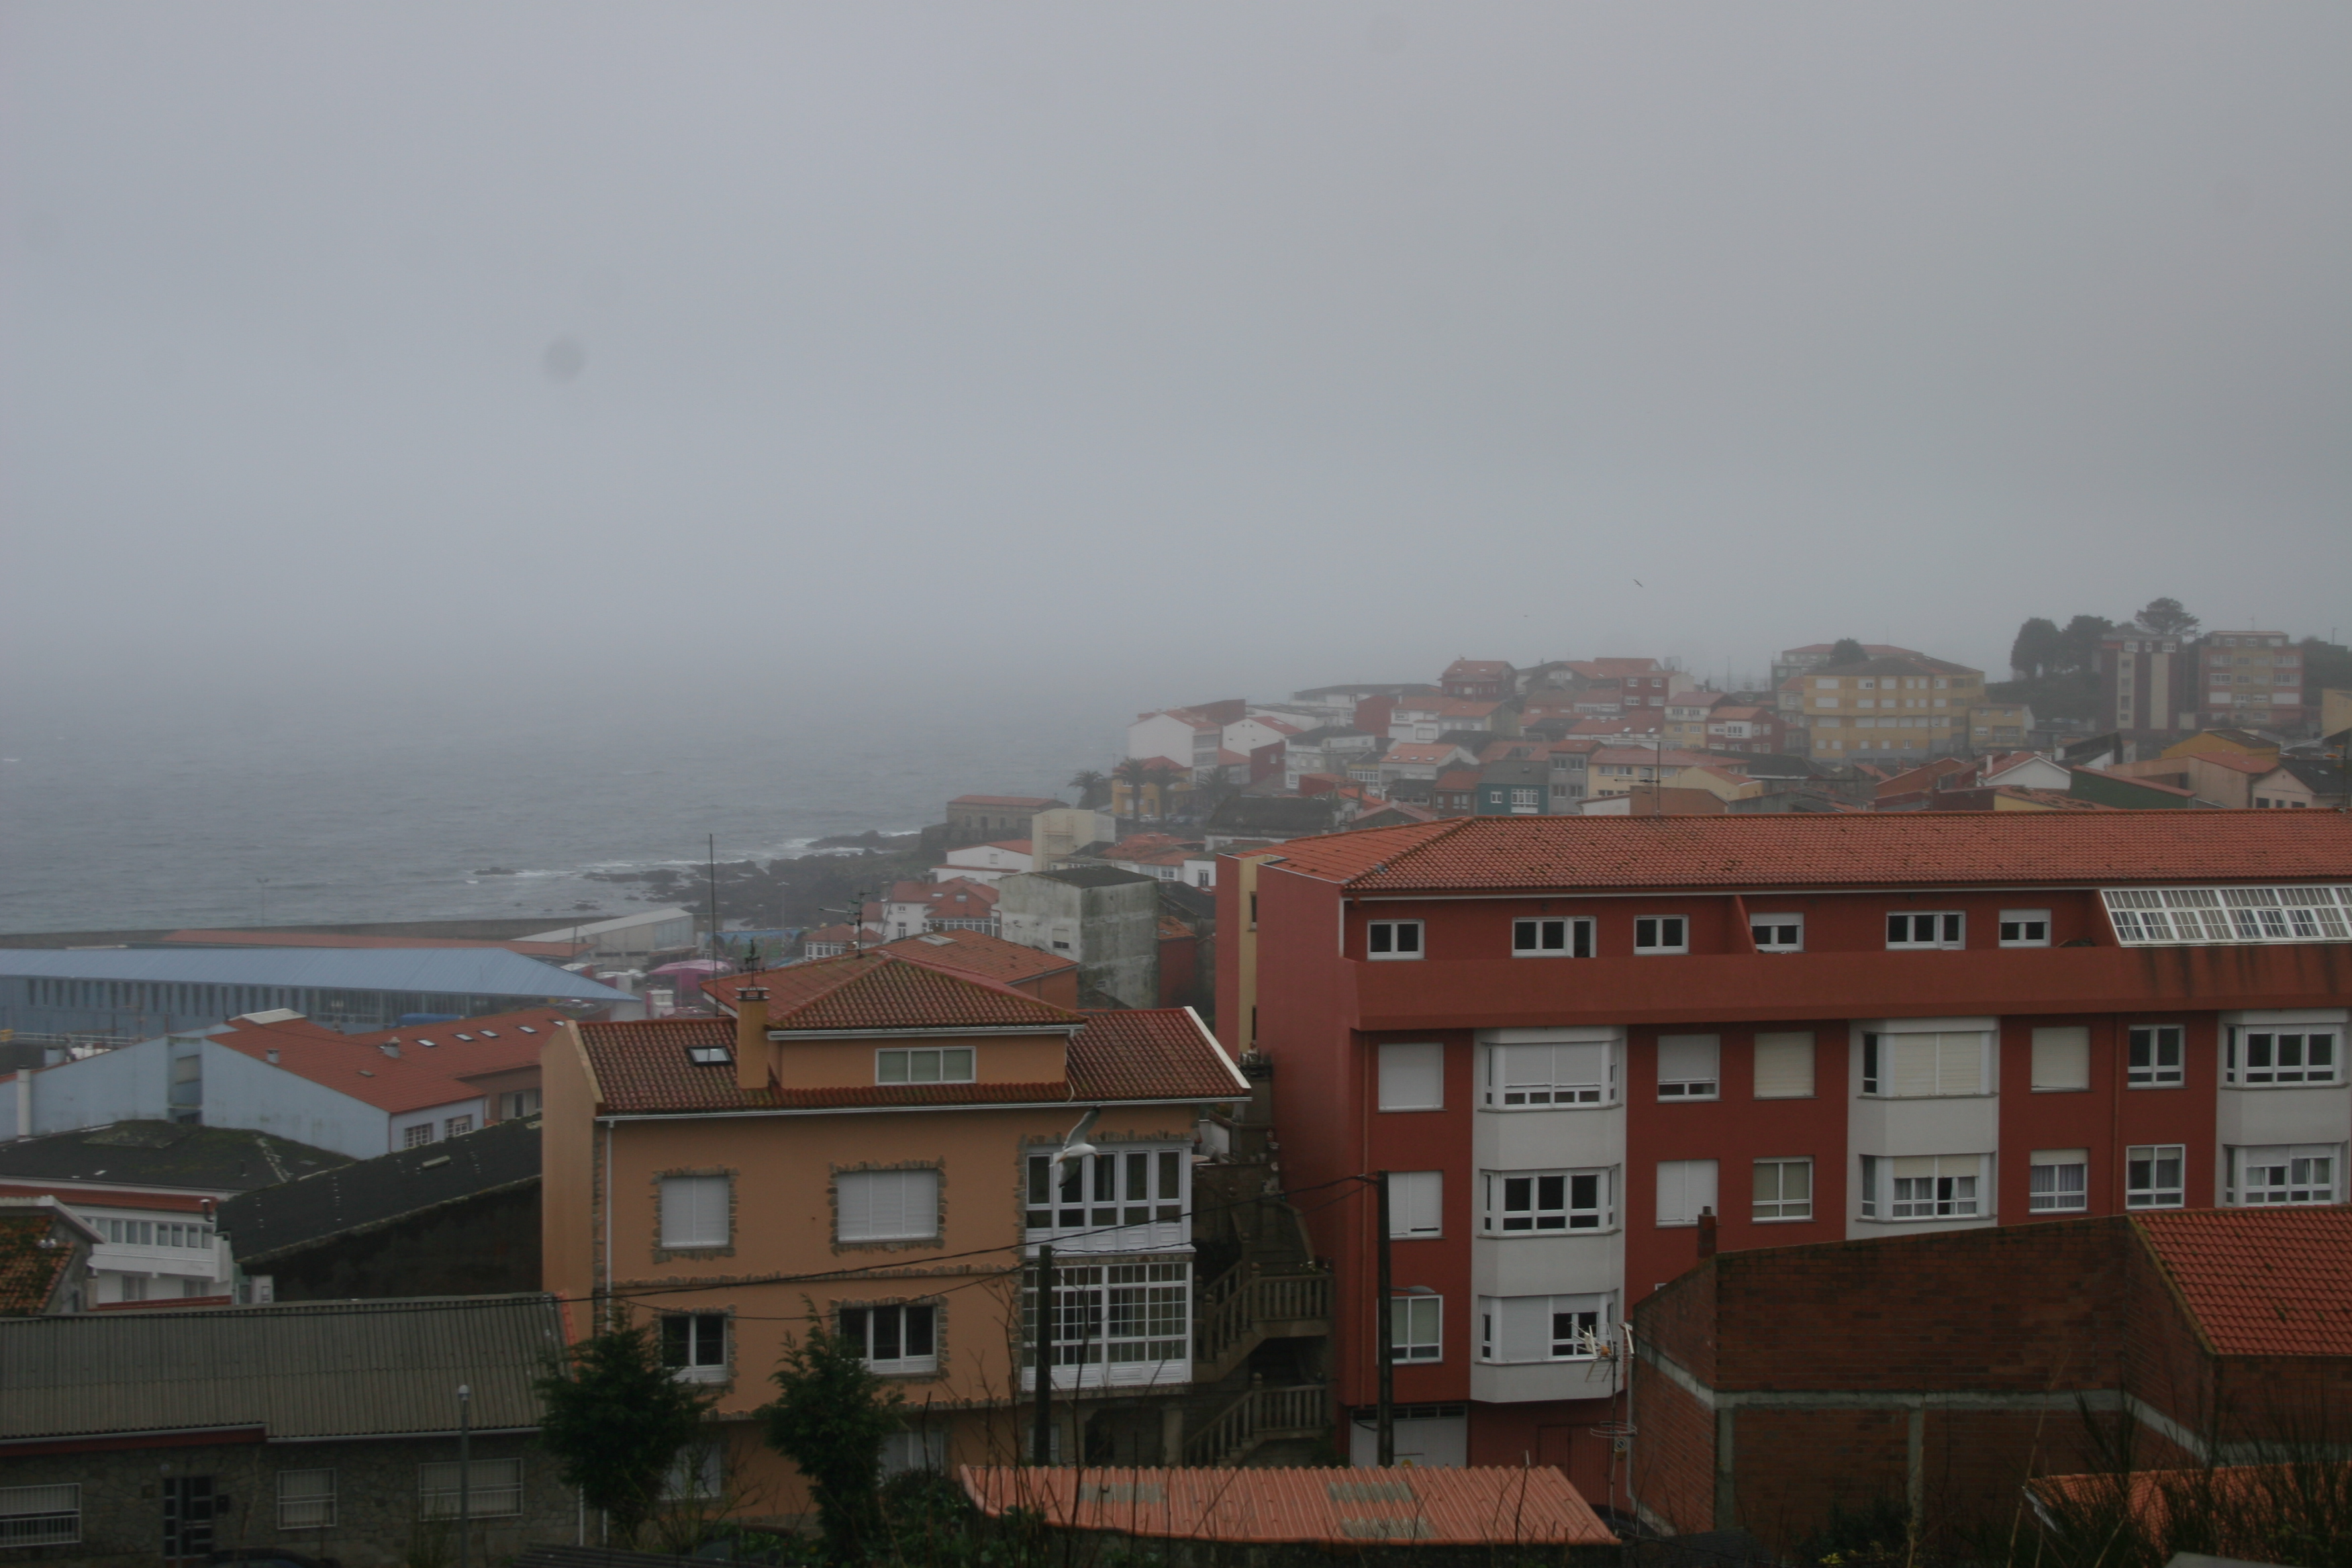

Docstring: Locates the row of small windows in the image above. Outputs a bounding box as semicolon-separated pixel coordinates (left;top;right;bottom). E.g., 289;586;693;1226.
17;977;501;1022
1369;910;2057;959
1375;1024;2345;1112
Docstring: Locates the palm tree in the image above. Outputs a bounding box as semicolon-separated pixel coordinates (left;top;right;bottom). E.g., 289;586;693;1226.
1139;761;1187;824
1112;758;1156;836
1067;770;1111;810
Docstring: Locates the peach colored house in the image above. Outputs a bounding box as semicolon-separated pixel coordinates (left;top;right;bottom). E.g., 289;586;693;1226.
542;950;1249;1522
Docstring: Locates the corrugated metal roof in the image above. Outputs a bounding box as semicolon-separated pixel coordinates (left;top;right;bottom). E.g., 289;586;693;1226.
0;1294;563;1440
0;946;631;1002
958;1465;1615;1547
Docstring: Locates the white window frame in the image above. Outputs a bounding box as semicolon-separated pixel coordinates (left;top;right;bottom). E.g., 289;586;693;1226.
2225;1026;2342;1087
1477;1293;1612;1363
1025;1146;1187;1236
840;1302;939;1373
1367;920;1424;960
659;1174;731;1249
403;1123;436;1150
2228;1144;2342;1207
662;1312;729;1381
1753;1032;1816;1099
1998;910;2052;948
1885;912;1965;950
836;1169;942;1243
1750;914;1803;952
1655;1159;1718;1228
1859;1154;1986;1220
1860;1030;1991;1097
1387;1171;1443;1238
876;1046;975;1085
1389;1293;1442;1363
0;1486;81;1549
1024;1260;1191;1388
1511;917;1594;958
2029;1150;2088;1212
1482;1039;1614;1108
276;1469;336;1530
1632;915;1689;955
1378;1042;1445;1112
2102;885;2352;946
2128;1024;2184;1087
2125;1144;2187;1210
1482;1169;1613;1234
420;1459;523;1520
1657;1034;1720;1100
1752;1158;1812;1222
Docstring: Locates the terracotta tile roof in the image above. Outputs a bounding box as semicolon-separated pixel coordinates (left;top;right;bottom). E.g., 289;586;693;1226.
731;951;1079;1033
2135;1207;2352;1357
879;930;1077;985
1252;812;2352;893
960;1465;1614;1546
203;1007;567;1114
1443;658;1514;677
573;1004;1244;1114
0;1184;211;1214
1383;743;1467;764
886;878;1000;911
0;1215;77;1316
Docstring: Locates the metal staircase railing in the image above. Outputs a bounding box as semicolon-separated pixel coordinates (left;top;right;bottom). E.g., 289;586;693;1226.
1182;1383;1330;1468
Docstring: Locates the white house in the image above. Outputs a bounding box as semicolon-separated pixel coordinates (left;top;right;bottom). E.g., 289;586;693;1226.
1979;752;2074;791
1220;716;1300;757
932;839;1035;885
0;1187;238;1307
1126;708;1224;768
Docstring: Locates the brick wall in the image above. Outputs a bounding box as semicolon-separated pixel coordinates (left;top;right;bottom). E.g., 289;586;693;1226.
1732;1408;1909;1544
1630;1368;1714;1534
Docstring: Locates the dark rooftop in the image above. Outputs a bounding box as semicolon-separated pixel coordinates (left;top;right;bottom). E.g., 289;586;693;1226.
1204;797;1341;834
1034;865;1159;889
0;1122;350;1194
219;1116;540;1265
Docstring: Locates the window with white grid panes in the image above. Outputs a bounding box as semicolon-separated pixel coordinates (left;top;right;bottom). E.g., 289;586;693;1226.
1483;1170;1611;1233
1752;1159;1812;1221
276;1471;336;1530
1633;916;1688;954
1389;1294;1442;1362
1479;1293;1610;1363
1024;1147;1185;1238
2125;1144;2186;1209
2102;885;2352;945
1860;1155;1985;1220
2229;1145;2341;1206
1367;920;1424;959
662;1312;728;1379
2225;1026;2341;1086
0;1486;81;1548
1750;914;1803;952
1657;1035;1720;1099
1021;1261;1189;1387
2128;1025;2184;1087
1483;1040;1613;1107
840;1303;938;1371
877;1047;973;1085
2029;1150;2088;1212
1885;912;1965;949
1511;918;1594;958
1999;910;2051;947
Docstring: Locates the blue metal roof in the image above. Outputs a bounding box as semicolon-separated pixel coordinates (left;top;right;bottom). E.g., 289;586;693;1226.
0;946;630;1002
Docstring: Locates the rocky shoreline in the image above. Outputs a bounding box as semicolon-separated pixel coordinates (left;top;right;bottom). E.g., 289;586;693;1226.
585;831;931;928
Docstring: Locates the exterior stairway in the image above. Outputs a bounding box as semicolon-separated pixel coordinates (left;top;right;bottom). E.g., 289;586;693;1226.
1182;1381;1330;1467
1180;1160;1336;1467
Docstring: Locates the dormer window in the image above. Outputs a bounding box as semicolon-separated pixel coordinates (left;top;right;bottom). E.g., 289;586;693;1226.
878;1046;975;1084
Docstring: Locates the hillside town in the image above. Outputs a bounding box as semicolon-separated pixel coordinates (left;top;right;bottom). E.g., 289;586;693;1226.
2;605;2349;1566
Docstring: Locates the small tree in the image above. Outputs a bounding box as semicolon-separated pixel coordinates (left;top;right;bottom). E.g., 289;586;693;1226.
2010;616;2062;679
1828;637;1868;666
532;1316;718;1547
2137;597;2200;638
758;1312;903;1562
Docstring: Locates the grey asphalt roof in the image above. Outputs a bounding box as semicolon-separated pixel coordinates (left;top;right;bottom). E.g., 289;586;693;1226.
0;946;631;1002
221;1116;540;1263
0;1122;350;1193
0;1294;565;1440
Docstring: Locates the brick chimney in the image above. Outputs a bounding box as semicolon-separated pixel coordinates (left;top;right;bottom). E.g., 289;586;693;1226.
1696;1206;1717;1259
733;985;770;1092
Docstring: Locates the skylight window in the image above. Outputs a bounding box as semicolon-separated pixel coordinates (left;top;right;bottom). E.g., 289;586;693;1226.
2104;886;2352;945
454;1033;476;1042
686;1044;732;1065
518;1026;538;1034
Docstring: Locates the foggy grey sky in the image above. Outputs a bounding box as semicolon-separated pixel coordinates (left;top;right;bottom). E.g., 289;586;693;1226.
6;4;2350;722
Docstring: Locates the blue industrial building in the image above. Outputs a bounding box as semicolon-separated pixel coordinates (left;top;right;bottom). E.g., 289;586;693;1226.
0;947;635;1038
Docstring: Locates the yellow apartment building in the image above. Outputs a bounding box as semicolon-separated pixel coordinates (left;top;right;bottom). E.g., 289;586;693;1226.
541;952;1265;1524
1794;653;1984;763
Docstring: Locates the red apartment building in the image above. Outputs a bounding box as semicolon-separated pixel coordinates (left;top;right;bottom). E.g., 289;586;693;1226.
1215;812;2352;1509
